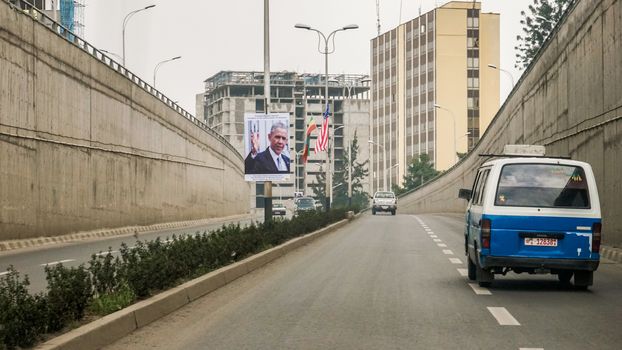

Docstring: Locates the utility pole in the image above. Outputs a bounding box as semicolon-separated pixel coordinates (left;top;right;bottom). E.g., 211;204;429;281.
263;0;273;223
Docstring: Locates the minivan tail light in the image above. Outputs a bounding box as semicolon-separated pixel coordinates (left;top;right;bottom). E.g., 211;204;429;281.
592;222;602;253
481;219;491;249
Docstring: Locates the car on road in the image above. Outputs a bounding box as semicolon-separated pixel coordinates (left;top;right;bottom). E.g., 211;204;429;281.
295;197;316;215
372;191;397;215
272;203;286;216
458;145;601;289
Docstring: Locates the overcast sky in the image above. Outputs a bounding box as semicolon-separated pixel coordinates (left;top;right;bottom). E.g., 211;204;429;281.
84;0;531;115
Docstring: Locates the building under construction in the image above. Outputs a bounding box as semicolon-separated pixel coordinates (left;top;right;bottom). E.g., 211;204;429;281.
198;71;371;208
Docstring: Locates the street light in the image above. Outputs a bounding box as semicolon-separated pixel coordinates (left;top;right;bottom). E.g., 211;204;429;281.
487;64;515;89
122;4;156;66
294;22;358;211
434;104;457;166
153;56;181;87
368;139;387;191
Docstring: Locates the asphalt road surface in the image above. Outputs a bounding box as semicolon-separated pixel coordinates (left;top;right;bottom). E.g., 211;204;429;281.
104;213;622;350
0;215;262;293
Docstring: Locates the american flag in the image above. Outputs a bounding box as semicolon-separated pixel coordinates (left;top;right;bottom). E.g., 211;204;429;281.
314;103;330;153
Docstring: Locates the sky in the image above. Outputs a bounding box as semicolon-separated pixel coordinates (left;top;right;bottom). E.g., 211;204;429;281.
84;0;531;115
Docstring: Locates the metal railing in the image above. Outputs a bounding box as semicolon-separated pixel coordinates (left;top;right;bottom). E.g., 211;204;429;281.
5;0;242;161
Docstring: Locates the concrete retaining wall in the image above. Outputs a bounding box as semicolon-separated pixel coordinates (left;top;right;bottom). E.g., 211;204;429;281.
0;2;249;240
400;0;622;247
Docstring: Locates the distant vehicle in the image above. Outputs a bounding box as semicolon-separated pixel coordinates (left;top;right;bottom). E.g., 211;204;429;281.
295;197;316;214
272;202;286;216
372;191;397;215
314;200;323;209
458;145;601;289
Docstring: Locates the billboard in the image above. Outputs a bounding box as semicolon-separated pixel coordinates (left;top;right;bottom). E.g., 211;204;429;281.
244;113;291;182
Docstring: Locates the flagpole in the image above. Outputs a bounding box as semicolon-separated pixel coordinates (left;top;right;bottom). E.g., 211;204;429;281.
324;44;331;211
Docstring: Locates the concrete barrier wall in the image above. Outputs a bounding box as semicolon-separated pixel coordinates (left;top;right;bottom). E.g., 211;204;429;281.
0;2;249;240
400;0;622;247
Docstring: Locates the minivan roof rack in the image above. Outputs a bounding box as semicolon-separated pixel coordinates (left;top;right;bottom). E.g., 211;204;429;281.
478;153;571;159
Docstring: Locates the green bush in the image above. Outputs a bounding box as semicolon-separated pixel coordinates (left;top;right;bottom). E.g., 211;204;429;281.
44;264;93;332
0;267;47;349
89;282;135;316
0;208;348;348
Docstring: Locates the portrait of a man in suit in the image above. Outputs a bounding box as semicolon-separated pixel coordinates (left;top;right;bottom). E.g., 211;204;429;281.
245;121;290;174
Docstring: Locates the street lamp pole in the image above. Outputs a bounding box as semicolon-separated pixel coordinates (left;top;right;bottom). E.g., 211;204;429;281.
434;104;457;166
487;64;515;88
122;4;155;67
295;23;358;211
153;56;181;87
368;140;387;191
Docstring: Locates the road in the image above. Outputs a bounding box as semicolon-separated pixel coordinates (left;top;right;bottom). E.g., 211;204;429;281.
104;213;622;350
0;214;264;293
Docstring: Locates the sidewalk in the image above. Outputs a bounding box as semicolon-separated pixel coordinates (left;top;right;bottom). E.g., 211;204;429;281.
0;213;260;253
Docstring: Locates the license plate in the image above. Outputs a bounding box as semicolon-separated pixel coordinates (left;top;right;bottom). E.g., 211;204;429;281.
524;237;558;247
382;206;388;209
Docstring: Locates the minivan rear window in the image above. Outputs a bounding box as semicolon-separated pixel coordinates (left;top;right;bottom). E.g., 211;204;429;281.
495;164;590;208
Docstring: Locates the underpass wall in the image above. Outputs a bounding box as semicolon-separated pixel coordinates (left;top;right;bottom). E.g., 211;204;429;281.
400;0;622;247
0;2;249;240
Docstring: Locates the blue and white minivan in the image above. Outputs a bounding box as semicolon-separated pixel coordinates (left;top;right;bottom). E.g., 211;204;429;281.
459;145;601;289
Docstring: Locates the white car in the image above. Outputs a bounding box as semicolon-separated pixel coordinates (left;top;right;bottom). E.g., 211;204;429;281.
372;191;397;215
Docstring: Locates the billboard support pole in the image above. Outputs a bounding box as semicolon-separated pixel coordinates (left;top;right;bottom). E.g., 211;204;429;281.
263;0;272;223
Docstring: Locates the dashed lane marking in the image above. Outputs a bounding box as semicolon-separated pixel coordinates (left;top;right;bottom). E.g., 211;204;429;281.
437;243;447;247
433;239;442;242
430;235;438;238
95;250;119;256
443;249;454;255
40;259;76;267
449;258;462;264
487;307;520;326
457;268;468;277
468;283;492;295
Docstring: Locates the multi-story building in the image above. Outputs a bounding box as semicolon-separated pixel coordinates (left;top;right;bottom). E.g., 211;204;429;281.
370;1;499;192
198;71;370;207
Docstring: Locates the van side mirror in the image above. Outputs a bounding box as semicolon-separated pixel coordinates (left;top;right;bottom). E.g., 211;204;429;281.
458;189;472;201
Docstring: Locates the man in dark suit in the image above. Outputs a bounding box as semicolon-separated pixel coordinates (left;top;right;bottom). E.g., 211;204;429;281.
245;122;290;174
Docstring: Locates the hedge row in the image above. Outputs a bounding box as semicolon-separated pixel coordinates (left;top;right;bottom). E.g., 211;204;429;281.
0;209;349;349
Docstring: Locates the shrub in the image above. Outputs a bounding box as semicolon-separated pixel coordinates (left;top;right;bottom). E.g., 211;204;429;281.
0;267;47;349
44;264;93;332
89;282;135;316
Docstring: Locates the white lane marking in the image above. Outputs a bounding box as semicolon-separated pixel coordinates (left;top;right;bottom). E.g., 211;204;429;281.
443;249;454;255
487;307;521;326
437;243;447;247
95;250;119;256
519;348;544;350
449;258;462;264
457;268;468;277
433;239;442;242
424;228;432;231
0;271;10;276
430;235;438;238
468;283;492;295
40;259;75;267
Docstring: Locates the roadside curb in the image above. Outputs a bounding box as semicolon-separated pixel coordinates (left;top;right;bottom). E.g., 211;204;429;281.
601;245;622;264
0;213;254;253
36;217;354;350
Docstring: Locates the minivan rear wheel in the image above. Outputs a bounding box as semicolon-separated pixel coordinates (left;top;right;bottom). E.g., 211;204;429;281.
557;271;573;284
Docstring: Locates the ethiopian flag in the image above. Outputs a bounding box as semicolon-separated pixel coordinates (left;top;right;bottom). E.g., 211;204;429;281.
301;116;317;163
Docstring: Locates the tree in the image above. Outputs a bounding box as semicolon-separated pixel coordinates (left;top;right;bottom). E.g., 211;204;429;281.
393;153;439;195
310;165;327;208
331;131;369;209
515;0;575;69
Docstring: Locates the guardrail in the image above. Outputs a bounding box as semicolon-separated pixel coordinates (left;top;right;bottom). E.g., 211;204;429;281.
5;0;242;161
